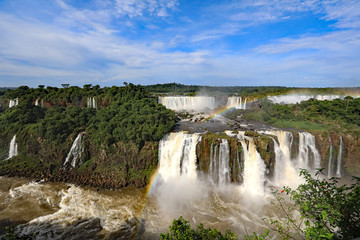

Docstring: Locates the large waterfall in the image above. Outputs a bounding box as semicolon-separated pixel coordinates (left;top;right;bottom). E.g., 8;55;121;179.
268;94;343;104
158;96;216;112
158;132;201;181
209;139;231;185
64;133;85;168
239;136;266;196
298;132;321;171
271;131;299;187
7;135;18;159
9;98;18;108
226;97;247;109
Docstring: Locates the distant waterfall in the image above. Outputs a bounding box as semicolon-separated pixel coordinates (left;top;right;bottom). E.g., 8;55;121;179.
238;135;266;196
298;132;321;171
158;96;216;112
226;97;247;109
209;139;231;185
9;98;18;108
328;137;334;178
336;137;343;177
87;97;97;109
158;132;201;182
7;135;18;159
34;99;43;107
64;133;85;168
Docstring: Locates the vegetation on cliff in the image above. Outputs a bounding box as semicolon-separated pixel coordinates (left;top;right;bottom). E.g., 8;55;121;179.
226;97;360;135
0;84;177;188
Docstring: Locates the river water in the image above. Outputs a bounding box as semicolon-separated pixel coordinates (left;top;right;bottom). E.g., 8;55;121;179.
0;176;290;240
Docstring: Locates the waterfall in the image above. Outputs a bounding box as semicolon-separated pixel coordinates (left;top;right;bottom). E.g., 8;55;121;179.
336;136;343;177
298;132;321;171
7;135;18;159
238;135;266;196
87;97;97;109
328;137;334;178
158;96;216;112
209;139;230;185
271;131;299;187
9;98;18;108
226;97;246;109
268;94;343;104
35;99;39;106
158;132;201;182
64;133;85;168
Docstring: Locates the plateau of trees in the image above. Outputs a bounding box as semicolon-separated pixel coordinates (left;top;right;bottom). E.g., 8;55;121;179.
226;97;360;134
0;84;178;148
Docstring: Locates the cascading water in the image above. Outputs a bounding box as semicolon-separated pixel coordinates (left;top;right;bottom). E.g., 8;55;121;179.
35;99;39;106
328;137;334;178
63;133;85;168
7;135;18;159
298;132;321;171
226;97;247;109
87;97;97;109
271;131;299;187
158;96;216;112
268;94;343;104
9;98;18;108
238;134;266;196
157;132;201;181
336;136;343;177
209;139;231;185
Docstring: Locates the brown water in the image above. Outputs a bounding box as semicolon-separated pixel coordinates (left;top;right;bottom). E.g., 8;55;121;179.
0;176;291;239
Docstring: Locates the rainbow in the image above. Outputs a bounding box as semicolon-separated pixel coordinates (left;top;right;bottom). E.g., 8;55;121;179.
146;168;159;196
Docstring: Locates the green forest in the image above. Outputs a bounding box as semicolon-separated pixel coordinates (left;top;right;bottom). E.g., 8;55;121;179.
225;97;360;135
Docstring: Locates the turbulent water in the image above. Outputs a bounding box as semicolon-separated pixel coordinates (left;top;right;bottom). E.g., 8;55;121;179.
0;130;345;239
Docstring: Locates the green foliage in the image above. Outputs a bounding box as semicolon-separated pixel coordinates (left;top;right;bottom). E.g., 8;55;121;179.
267;169;360;240
239;98;360;134
160;217;238;240
0;84;177;148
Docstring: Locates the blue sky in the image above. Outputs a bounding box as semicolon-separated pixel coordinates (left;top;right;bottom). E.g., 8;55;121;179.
0;0;359;87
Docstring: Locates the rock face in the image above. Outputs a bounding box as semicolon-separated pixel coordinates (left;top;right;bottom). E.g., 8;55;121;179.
0;128;359;190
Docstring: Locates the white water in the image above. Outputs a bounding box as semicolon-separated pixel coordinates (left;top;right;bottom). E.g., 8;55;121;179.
157;132;201;182
328;137;334;178
209;139;231;185
9;98;18;108
268;94;343;104
63;133;84;168
336;136;343;178
35;99;39;106
239;136;266;197
87;97;97;109
226;97;247;109
159;96;216;112
271;131;299;188
298;132;321;171
7;135;18;159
